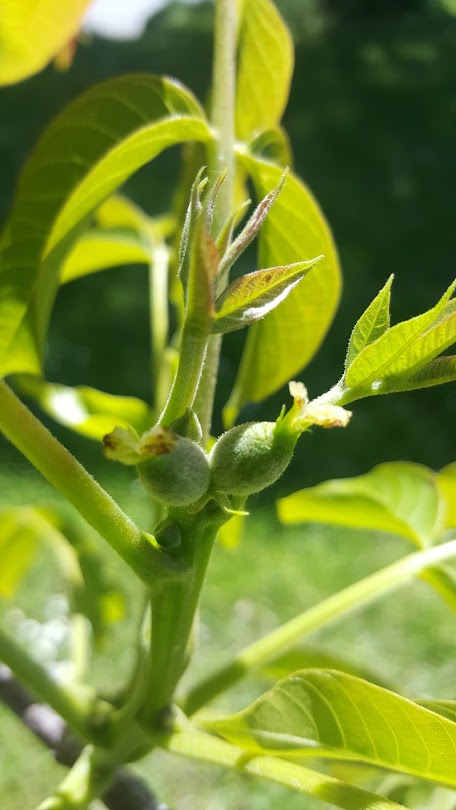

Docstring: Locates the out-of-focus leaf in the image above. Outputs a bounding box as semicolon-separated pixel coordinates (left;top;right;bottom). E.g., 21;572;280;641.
260;645;393;689
235;0;293;141
419;565;456;612
346;276;393;369
0;75;210;378
418;700;456;723
217;513;245;550
0;505;85;599
438;463;456;530
225;156;341;425
60;229;151;283
277;462;442;547
16;376;153;440
344;282;455;395
214;258;322;334
0;0;91;86
205;669;456;787
249;127;293;167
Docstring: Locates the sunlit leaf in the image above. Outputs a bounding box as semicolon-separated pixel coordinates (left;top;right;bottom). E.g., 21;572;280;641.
205;669;456;787
235;0;293;140
217;513;245;550
378;356;456;394
438;463;456;530
60;228;151;283
249;127;293;167
0;0;91;86
344;282;455;394
214;258;322;334
346;275;393;369
16;376;153;440
419;564;456;612
277;462;443;547
0;75;210;378
0;508;40;597
225;156;341;425
418;700;456;723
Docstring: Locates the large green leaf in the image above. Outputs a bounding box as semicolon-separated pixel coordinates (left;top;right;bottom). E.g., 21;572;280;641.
60;228;151;284
205;669;456;787
277;462;443;547
235;0;293;141
15;376;153;440
0;507;41;597
344;282;455;395
0;75;210;378
225;156;341;424
0;0;91;86
346;276;393;369
214;258;322;334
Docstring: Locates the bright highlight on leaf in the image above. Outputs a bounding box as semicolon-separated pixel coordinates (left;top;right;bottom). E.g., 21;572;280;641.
0;0;91;86
15;376;153;440
277;461;443;546
60;229;151;284
205;669;456;788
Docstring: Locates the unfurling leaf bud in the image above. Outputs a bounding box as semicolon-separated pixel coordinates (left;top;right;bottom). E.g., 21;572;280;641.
103;425;210;507
209;422;296;496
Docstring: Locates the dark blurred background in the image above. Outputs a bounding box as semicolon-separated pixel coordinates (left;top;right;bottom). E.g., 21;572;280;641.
1;0;455;492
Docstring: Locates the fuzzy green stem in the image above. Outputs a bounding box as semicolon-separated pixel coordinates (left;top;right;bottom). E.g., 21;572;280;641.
37;745;115;810
159;322;209;426
161;728;406;810
181;539;456;715
0;627;104;743
0;381;184;585
142;521;218;723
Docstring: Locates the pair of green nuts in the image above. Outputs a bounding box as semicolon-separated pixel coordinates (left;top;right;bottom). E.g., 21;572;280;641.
138;420;296;507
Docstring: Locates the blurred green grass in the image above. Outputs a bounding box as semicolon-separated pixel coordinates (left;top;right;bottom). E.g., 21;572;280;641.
0;461;454;809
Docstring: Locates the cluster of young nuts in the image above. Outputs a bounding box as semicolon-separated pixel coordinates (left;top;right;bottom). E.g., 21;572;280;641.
103;418;296;508
103;385;351;509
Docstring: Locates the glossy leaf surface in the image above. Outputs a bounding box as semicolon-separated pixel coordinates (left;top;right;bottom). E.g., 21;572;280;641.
206;669;456;786
16;376;153;440
225;156;341;424
214;258;322;334
278;462;442;546
0;0;91;86
235;0;293;140
0;75;210;378
346;276;393;369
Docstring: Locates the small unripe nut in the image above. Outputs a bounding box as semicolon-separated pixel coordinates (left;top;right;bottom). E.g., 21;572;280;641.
209;422;295;496
138;431;210;507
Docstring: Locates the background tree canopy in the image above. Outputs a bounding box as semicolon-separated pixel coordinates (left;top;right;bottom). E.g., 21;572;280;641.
1;0;455;490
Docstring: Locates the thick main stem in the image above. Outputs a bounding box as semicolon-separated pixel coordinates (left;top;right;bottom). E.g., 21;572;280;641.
0;381;183;584
181;539;456;715
194;0;237;442
143;522;217;723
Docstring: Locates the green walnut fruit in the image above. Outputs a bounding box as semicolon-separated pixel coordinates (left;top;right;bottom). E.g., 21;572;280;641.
137;429;210;507
209;421;296;496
